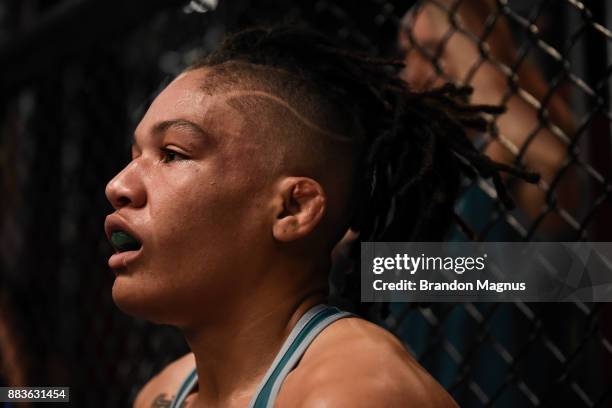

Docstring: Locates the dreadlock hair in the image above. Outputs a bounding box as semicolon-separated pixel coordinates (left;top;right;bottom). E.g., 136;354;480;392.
187;24;539;312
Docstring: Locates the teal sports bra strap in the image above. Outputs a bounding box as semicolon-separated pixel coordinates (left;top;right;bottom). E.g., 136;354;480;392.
249;305;353;408
170;366;198;408
169;304;353;408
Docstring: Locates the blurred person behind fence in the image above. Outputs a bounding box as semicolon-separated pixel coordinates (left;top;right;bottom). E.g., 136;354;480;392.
395;2;580;404
400;0;577;236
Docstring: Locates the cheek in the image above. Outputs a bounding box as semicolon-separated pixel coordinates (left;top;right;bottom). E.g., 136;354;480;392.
146;163;268;264
115;162;270;323
154;176;228;241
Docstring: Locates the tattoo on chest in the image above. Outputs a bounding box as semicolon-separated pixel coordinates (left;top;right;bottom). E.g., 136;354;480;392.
151;393;175;408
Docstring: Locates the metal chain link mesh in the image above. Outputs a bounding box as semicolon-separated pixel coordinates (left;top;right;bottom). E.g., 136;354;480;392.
0;0;610;406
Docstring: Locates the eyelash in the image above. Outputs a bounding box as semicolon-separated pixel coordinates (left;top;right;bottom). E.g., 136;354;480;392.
160;148;186;163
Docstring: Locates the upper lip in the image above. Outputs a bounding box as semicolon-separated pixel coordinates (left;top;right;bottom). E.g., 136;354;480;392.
104;214;143;250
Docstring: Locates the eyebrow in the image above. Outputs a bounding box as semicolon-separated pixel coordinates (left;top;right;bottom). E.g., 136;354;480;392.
132;119;209;145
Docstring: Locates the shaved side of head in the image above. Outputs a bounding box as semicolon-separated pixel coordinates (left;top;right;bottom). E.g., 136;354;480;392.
185;62;363;248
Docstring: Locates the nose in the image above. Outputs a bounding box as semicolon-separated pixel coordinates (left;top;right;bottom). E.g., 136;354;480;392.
105;160;147;210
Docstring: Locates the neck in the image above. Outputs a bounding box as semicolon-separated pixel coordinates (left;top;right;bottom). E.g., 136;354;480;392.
183;264;328;407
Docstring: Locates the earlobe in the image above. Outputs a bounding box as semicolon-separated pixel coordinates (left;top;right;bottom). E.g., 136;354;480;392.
273;178;326;242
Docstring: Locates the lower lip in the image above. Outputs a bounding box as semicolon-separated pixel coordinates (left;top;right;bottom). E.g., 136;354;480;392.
108;248;143;271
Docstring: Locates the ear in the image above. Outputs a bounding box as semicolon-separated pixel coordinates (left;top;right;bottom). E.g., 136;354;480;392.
273;177;327;242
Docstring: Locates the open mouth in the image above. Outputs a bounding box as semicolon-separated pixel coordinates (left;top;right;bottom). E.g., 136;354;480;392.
110;230;142;253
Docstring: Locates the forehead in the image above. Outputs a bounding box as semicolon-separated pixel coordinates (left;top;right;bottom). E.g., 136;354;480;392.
136;68;243;137
135;68;287;179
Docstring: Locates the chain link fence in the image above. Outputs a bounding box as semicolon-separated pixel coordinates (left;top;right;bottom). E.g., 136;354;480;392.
0;0;610;406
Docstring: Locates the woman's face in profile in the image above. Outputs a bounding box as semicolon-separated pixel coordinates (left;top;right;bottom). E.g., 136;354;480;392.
104;69;275;325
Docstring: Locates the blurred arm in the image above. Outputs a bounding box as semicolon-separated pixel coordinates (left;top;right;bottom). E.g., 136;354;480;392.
400;0;577;233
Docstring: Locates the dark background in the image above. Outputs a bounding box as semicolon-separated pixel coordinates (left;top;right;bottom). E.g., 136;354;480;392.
0;0;611;406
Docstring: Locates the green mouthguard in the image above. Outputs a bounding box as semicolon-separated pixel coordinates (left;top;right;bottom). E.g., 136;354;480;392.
111;231;141;252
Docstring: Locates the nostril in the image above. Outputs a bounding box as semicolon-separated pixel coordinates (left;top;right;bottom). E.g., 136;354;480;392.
116;196;131;207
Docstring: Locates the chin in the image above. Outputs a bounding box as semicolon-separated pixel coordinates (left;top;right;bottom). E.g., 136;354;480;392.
111;276;174;324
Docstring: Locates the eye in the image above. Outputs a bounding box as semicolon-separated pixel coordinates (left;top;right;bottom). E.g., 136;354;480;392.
160;147;186;163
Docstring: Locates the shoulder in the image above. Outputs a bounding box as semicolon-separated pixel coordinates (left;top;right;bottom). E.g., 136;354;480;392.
133;352;196;408
277;317;457;408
